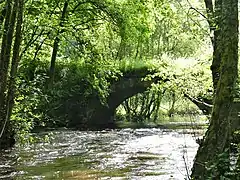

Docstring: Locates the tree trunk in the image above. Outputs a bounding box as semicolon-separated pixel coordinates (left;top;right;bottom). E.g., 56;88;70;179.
0;0;12;95
191;0;238;178
48;1;68;87
0;0;23;149
0;2;7;38
210;0;222;92
5;0;23;128
0;0;15;149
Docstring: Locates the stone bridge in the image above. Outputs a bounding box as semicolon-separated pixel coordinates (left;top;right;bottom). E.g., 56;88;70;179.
68;67;239;130
87;69;168;128
69;68;167;129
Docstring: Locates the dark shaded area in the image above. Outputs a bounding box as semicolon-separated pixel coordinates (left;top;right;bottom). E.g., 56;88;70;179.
68;69;167;129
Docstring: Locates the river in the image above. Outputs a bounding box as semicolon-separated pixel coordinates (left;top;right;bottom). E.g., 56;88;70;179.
0;128;204;180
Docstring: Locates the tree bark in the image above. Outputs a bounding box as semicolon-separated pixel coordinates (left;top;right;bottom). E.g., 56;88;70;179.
191;0;238;178
0;0;17;111
48;1;68;87
0;0;23;149
5;0;23;127
210;0;222;92
0;1;7;38
0;0;15;147
0;0;12;87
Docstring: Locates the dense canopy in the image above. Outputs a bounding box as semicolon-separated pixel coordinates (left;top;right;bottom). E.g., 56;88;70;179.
0;0;239;179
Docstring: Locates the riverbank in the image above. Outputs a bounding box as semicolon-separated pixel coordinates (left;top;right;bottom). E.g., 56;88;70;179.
116;121;208;130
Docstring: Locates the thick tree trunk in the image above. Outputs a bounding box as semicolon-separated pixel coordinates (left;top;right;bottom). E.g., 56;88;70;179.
208;0;222;92
203;0;222;92
191;0;238;178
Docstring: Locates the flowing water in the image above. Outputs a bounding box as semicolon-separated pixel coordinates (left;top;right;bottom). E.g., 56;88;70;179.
0;128;204;180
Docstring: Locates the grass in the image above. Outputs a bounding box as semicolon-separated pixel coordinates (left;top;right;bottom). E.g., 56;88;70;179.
115;57;167;75
117;58;152;73
115;114;208;130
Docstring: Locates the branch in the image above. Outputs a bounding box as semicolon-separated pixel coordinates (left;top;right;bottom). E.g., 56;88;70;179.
184;93;212;115
189;7;207;20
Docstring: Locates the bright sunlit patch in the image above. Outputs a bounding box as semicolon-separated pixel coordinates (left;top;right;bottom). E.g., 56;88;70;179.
6;129;204;180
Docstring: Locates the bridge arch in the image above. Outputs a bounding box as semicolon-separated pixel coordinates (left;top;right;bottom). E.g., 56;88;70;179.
67;69;217;129
85;69;167;128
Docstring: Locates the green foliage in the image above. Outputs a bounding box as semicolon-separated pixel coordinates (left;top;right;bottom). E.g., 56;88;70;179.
204;150;240;180
7;0;214;140
12;74;47;143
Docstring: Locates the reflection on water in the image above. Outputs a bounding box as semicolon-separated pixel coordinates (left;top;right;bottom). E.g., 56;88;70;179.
0;128;204;180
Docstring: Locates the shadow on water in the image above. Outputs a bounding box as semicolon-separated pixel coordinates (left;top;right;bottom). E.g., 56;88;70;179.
0;128;204;180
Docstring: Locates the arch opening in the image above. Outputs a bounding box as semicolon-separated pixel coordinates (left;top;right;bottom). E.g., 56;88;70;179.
114;89;206;126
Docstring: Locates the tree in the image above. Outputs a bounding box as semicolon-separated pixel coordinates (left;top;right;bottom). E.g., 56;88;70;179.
48;1;68;87
0;0;24;149
0;0;213;146
191;0;238;178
